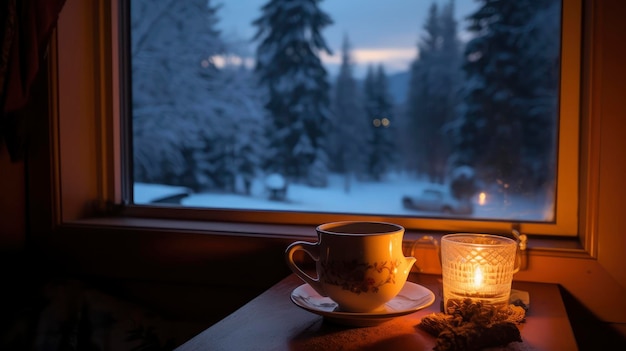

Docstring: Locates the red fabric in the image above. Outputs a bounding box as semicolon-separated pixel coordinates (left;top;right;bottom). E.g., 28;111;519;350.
0;0;66;161
1;0;66;114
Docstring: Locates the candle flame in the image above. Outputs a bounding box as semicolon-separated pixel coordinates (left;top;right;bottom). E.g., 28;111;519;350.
474;266;484;288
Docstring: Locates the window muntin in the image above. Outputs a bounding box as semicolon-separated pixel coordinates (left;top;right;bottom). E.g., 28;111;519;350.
125;0;581;236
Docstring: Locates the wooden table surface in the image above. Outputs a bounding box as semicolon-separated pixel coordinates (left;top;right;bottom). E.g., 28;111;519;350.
176;273;578;351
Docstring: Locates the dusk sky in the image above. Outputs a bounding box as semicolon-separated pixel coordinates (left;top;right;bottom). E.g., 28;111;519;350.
217;0;479;78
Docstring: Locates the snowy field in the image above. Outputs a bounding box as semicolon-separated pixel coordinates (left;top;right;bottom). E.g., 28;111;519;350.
135;173;552;221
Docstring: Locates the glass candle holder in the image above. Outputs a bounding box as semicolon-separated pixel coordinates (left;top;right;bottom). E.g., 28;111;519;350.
440;233;517;313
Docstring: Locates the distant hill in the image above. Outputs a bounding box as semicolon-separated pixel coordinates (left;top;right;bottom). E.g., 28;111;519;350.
341;70;410;106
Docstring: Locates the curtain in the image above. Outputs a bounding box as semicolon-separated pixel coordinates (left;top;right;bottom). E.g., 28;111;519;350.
0;0;67;161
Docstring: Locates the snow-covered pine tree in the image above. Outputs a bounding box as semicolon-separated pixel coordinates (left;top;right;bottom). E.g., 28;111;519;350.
253;0;333;186
451;0;560;194
197;59;267;193
131;0;225;189
363;65;396;181
328;34;367;192
131;0;266;193
516;1;561;192
404;0;462;184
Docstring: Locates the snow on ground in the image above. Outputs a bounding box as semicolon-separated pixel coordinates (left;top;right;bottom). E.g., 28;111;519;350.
135;173;553;221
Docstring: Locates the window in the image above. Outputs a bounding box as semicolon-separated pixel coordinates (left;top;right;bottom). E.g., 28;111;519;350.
122;0;581;237
46;0;626;324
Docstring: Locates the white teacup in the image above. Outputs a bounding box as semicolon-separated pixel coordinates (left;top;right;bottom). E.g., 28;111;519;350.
285;221;416;313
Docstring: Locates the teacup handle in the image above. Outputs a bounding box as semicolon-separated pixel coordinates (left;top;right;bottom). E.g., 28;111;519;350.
285;241;326;296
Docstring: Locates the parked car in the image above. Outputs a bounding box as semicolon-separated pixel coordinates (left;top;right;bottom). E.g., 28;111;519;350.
402;187;474;215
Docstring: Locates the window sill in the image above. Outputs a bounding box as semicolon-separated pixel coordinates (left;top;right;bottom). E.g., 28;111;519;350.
61;216;590;261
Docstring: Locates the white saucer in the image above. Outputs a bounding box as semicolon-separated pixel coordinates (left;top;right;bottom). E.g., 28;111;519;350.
290;282;435;327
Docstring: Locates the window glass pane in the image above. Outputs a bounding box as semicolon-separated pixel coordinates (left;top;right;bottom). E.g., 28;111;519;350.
129;0;562;223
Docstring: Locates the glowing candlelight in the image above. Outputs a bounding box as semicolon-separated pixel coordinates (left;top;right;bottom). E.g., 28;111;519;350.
478;192;487;205
441;234;518;312
473;266;484;289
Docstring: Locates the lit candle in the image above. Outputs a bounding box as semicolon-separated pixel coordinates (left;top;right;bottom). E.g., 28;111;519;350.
473;266;484;289
441;234;517;312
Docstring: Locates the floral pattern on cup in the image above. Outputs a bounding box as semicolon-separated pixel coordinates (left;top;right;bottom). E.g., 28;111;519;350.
321;259;400;294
